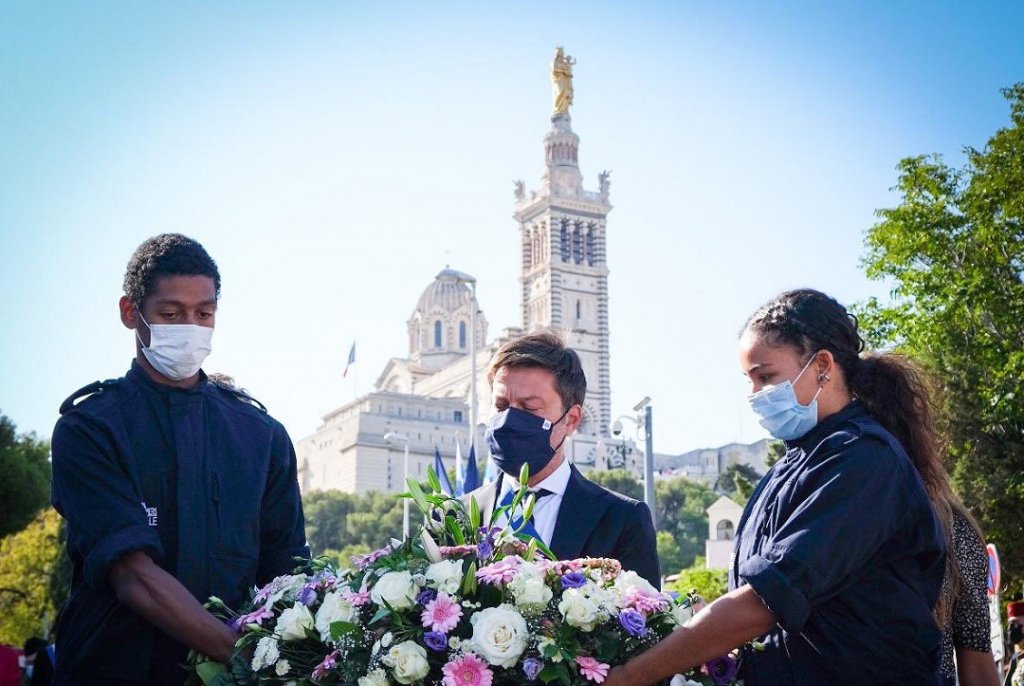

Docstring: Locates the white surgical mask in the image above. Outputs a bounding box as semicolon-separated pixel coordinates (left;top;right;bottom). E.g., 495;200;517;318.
747;352;823;441
136;312;213;381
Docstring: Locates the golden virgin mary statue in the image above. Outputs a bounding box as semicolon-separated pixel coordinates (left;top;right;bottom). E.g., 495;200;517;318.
551;47;576;115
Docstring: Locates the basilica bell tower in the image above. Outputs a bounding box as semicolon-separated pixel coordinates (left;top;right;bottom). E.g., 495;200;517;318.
513;47;612;439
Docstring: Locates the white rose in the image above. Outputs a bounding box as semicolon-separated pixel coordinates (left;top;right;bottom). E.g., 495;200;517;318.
251;635;280;671
275;603;315;641
371;571;417;611
470;604;529;668
509;567;552;610
275;659;291;676
614;570;658;597
359;668;391;686
426;559;464;595
671;602;694;630
315;591;355;642
558;588;603;632
383;640;430;684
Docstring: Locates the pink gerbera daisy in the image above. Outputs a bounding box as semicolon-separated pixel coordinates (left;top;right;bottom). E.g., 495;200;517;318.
576;656;610;683
421;593;464;633
442;653;494;686
475;557;521;586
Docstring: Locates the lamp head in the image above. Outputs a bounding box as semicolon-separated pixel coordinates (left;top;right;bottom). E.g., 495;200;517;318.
611;419;624;437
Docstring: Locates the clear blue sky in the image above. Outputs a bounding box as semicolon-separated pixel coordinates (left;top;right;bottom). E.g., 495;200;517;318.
2;1;1022;455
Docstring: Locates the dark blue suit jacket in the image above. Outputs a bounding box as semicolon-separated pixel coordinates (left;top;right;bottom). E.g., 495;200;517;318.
468;464;661;588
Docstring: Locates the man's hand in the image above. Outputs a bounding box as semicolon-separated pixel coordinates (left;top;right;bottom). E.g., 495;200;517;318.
109;551;239;664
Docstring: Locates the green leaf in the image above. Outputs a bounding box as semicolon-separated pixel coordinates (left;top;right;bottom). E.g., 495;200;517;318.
329;620;359;640
405;477;433;519
469;496;481;531
445;516;466;545
196;661;227;685
426;465;442;494
462;560;478;595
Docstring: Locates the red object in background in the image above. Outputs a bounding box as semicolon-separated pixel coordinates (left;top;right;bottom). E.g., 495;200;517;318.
987;543;1000;596
1009;601;1024;618
0;645;23;686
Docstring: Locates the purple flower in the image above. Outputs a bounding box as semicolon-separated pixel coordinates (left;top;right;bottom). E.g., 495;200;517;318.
522;657;544;681
618;609;647;637
417;589;438;606
476;539;494;560
424;631;448;652
703;655;739;686
297;585;318;606
560;572;587;589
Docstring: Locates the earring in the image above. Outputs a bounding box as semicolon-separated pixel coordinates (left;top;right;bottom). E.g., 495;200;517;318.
818;373;831;382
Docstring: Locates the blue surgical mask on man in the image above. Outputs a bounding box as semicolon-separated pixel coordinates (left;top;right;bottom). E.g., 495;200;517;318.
747;352;823;441
485;406;571;478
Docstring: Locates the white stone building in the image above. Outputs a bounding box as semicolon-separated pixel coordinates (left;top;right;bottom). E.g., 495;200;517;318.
704;495;744;569
296;60;632;495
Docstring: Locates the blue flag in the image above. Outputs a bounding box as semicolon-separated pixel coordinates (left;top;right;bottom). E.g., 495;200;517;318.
342;341;356;378
434;447;454;495
462;443;481;493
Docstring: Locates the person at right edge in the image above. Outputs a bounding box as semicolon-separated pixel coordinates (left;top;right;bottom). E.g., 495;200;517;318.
604;288;947;686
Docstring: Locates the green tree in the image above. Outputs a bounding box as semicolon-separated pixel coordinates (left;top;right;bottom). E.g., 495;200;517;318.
858;83;1024;592
713;463;762;504
586;468;643;500
669;557;729;603
0;412;51;538
655;477;720;571
303;490;404;555
655;530;685;576
764;440;786;469
0;508;63;644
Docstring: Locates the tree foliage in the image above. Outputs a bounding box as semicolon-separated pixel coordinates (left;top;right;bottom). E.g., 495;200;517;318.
0;412;51;538
589;470;720;575
669;557;729;604
303;490;404;556
714;463;762;504
857;83;1024;594
0;508;63;644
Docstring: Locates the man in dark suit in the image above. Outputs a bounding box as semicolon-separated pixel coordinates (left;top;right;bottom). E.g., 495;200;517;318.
467;330;660;588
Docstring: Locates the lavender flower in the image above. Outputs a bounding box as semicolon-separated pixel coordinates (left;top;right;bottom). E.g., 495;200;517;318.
560;571;587;589
704;655;739;686
424;631;448;652
618;609;647;637
297;584;318;606
522;657;544;681
416;589;438;606
476;539;494;560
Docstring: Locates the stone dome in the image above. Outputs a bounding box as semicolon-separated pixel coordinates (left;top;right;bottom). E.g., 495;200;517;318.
414;268;473;314
407;268;488;369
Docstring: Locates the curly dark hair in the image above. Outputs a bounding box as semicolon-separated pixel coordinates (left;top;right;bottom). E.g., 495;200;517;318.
742;288;970;626
123;234;221;307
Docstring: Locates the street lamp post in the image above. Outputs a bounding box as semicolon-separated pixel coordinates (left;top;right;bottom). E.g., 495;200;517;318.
384;432;411;539
450;270;479;459
611;396;656;528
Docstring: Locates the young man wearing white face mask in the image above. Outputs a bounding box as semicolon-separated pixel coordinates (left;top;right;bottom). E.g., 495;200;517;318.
50;234;308;686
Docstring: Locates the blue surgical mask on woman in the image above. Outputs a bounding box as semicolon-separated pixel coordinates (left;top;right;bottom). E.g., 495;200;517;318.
485;406;571;478
747;352;823;441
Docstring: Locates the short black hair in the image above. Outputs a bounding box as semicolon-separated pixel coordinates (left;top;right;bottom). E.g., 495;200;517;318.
123;234;221;307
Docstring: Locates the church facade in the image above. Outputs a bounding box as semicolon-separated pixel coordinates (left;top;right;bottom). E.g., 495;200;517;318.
296;50;643;495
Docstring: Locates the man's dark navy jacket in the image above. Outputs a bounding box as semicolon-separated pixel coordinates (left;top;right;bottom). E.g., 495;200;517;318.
51;362;308;684
467;464;661;589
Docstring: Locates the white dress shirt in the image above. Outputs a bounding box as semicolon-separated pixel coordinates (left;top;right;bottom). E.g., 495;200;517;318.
495;457;571;546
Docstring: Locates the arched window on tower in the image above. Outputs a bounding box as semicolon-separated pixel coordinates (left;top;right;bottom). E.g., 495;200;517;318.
576;299;581;321
565;220;573;264
586;225;596;266
434;320;442;348
459;321;467;349
716;520;735;541
573;224;583;264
